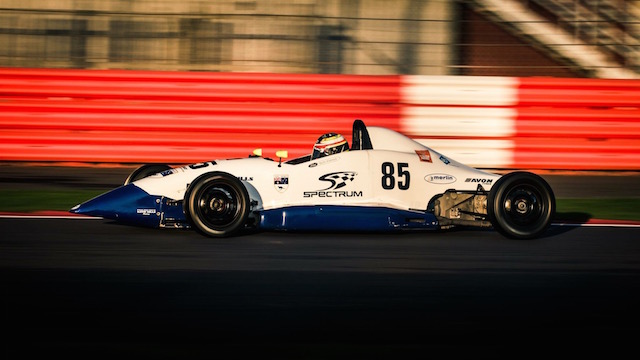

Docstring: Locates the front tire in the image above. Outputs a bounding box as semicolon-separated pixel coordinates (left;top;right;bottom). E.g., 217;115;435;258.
184;172;250;237
488;172;555;239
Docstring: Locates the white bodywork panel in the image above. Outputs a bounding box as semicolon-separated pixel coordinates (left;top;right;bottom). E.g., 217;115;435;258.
134;126;500;213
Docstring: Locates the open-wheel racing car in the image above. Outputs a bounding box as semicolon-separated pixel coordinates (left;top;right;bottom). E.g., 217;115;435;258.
71;120;555;239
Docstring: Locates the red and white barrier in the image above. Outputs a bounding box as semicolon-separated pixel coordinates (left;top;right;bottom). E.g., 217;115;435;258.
0;68;638;170
400;76;518;168
399;75;640;170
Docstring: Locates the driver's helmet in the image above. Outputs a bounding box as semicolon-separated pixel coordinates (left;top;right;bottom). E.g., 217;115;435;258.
311;133;349;159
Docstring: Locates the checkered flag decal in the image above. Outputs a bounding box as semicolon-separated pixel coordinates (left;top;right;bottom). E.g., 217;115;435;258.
319;171;357;190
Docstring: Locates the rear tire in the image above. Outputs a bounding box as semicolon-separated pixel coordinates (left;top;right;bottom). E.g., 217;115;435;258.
184;172;250;237
488;172;555;239
124;164;172;185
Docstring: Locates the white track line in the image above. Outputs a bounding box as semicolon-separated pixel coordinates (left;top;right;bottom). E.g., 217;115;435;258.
552;222;640;228
0;215;102;220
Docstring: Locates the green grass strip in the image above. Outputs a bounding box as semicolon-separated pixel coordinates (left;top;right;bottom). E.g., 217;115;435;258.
0;190;638;221
0;189;109;212
555;198;640;222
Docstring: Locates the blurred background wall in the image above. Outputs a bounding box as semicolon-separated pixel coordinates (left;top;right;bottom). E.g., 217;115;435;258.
1;0;638;78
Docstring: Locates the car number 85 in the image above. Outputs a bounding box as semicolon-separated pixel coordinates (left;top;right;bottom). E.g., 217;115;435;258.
381;162;410;190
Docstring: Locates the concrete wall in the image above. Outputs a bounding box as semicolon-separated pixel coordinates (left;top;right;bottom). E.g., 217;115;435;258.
0;0;456;74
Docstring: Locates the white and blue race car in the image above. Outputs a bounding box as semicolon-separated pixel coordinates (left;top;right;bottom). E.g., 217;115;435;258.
71;120;555;239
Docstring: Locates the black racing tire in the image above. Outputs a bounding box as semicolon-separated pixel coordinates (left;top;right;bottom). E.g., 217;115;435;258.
487;171;555;239
184;172;250;237
124;164;172;185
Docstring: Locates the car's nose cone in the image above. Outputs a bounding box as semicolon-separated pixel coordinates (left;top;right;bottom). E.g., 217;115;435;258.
70;184;162;227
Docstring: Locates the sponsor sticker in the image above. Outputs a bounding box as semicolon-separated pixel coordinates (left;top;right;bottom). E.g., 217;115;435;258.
308;156;339;167
318;171;356;190
160;169;176;177
424;173;456;184
187;162;210;170
415;150;432;162
465;178;493;184
274;175;289;193
303;171;362;198
137;208;157;216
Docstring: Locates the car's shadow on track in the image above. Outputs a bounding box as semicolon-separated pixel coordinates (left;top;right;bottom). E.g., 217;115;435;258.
546;211;593;238
100;213;590;240
241;226;542;240
555;211;592;223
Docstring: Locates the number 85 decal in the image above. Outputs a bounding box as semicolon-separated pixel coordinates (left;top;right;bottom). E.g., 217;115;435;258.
381;162;410;190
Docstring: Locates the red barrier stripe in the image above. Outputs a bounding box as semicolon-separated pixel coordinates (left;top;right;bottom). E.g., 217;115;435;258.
0;112;400;133
513;77;640;169
518;77;640;90
1;68;639;169
0;144;247;163
0;131;320;163
513;138;640;170
0;98;399;117
0;82;399;103
518;77;640;107
0;129;315;147
516;107;640;138
0;68;402;103
0;68;403;163
0;67;401;85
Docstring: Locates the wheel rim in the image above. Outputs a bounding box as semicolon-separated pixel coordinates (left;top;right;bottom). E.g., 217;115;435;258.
502;185;543;226
195;184;240;230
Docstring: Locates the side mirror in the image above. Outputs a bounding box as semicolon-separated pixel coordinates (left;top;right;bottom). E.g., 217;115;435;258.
252;148;263;157
276;150;288;167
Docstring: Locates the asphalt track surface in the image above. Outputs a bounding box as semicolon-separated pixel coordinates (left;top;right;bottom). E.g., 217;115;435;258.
2;218;640;358
2;166;640;358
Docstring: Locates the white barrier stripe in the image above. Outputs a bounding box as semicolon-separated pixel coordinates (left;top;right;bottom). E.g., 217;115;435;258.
401;106;517;137
413;138;515;168
400;75;519;106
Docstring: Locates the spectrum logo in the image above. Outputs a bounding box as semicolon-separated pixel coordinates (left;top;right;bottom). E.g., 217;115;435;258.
303;171;362;198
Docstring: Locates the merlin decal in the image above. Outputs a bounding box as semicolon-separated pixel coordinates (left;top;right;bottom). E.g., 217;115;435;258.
424;174;456;184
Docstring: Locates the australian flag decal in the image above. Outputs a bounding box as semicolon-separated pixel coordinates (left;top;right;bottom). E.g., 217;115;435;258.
274;175;289;193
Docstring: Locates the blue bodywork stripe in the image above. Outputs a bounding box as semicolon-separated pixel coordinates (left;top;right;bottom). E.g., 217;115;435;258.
259;206;438;231
72;186;439;232
70;184;163;228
